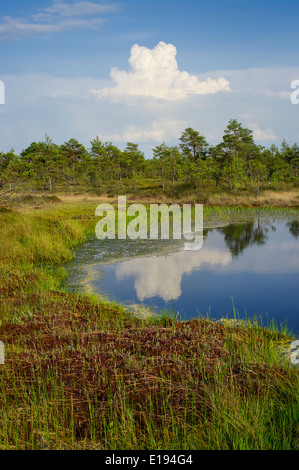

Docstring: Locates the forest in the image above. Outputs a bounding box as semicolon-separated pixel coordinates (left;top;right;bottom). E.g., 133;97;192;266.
1;119;299;197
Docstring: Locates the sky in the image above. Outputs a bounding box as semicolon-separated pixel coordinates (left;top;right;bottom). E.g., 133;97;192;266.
0;0;299;157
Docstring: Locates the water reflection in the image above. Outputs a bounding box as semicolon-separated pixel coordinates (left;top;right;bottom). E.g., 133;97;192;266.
114;219;299;302
65;216;299;332
288;220;299;239
116;248;232;302
218;218;270;256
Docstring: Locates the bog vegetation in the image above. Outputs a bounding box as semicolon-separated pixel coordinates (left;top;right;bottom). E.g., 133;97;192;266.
0;204;298;450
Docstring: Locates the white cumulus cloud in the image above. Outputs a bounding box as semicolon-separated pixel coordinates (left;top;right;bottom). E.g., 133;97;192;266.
90;41;231;101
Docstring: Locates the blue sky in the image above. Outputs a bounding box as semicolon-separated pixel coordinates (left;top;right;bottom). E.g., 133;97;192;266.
0;0;299;156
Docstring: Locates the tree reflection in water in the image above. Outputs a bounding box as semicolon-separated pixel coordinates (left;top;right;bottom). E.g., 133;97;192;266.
217;218;271;256
287;220;299;239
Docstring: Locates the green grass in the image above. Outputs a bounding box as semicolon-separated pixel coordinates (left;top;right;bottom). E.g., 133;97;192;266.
0;202;298;450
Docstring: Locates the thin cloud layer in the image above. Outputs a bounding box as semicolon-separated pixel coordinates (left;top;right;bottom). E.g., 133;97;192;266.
105;119;187;143
247;121;277;141
0;17;104;36
91;41;231;100
44;1;120;17
2;63;298;154
0;1;120;39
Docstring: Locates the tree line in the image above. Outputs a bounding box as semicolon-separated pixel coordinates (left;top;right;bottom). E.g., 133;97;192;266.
1;119;298;194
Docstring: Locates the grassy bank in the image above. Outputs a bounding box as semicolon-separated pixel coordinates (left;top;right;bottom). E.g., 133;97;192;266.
7;187;299;208
0;202;298;450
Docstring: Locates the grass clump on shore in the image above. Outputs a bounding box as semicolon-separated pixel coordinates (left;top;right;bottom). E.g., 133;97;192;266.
0;202;298;450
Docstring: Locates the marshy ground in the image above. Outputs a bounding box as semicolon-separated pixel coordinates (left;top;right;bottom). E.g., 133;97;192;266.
0;198;298;450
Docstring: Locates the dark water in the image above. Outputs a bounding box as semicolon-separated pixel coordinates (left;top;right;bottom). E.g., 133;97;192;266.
65;216;299;334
